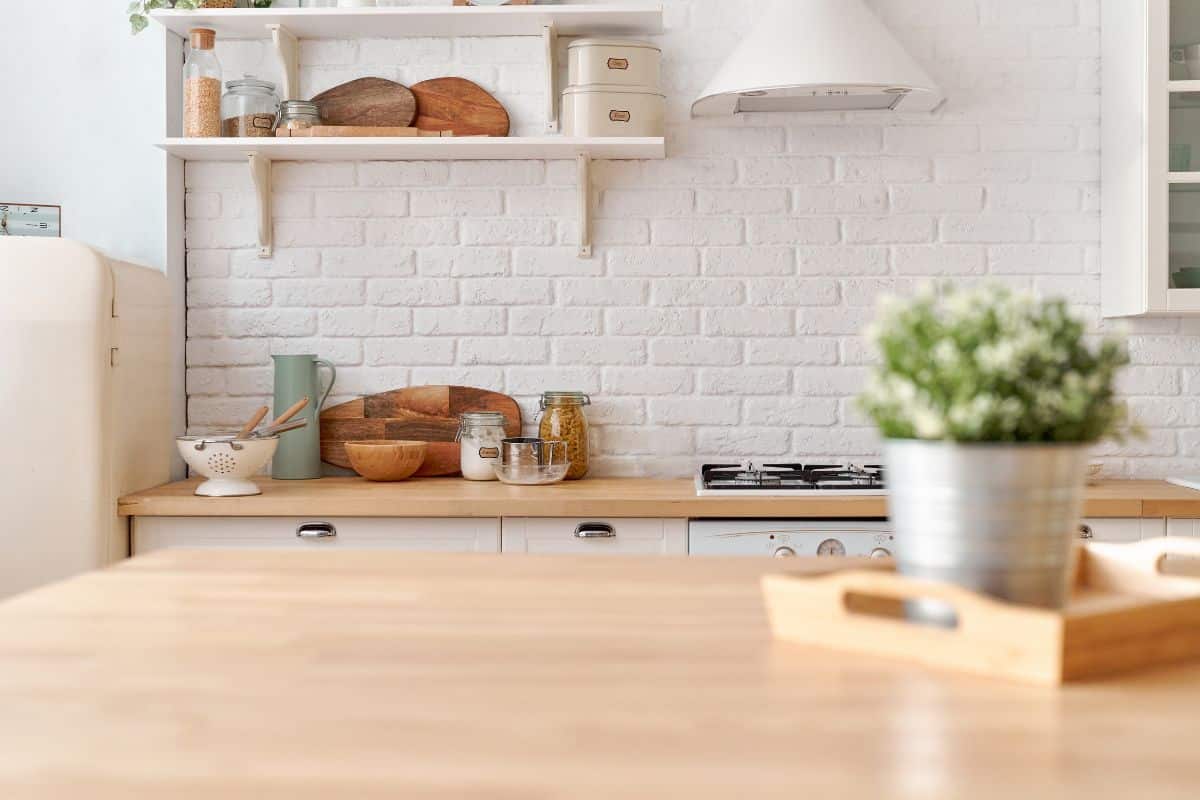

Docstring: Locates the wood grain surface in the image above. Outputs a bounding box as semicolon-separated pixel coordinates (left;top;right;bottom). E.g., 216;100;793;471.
276;125;449;138
411;77;510;137
321;386;520;476
2;549;1200;799
311;77;417;127
118;479;1200;520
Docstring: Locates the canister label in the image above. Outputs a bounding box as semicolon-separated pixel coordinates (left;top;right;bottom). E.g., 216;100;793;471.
607;58;630;70
609;110;631;122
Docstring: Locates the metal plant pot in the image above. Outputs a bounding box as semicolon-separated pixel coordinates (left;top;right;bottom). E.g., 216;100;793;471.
884;440;1090;626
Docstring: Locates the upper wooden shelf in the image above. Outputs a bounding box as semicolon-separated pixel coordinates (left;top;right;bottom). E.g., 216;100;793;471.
156;136;665;162
149;4;663;40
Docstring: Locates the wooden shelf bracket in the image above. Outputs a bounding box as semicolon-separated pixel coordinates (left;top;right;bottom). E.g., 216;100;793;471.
248;154;273;259
577;152;592;259
267;23;300;101
544;24;559;133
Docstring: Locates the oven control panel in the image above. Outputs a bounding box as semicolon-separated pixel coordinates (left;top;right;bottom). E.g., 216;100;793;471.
688;520;894;558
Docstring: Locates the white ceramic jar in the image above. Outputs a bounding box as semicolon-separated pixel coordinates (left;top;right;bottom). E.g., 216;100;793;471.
458;412;507;481
567;38;662;89
561;85;666;137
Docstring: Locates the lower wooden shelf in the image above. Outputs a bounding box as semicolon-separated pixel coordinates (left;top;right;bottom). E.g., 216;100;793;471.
156;136;665;162
159;136;664;259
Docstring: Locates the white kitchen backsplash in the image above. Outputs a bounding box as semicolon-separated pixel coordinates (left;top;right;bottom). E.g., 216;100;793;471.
186;0;1190;478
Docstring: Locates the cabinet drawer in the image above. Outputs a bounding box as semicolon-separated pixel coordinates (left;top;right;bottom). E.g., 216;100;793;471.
1080;518;1166;543
501;518;687;555
1167;519;1200;538
132;517;500;555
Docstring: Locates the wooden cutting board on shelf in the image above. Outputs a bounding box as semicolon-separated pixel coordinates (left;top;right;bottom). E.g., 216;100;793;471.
321;386;521;477
311;78;417;127
411;77;510;137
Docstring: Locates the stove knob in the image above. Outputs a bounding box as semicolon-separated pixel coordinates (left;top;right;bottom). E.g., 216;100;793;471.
773;546;797;558
870;548;893;559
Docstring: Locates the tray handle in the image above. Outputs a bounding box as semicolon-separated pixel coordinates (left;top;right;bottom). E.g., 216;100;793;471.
806;569;1019;631
1088;537;1200;580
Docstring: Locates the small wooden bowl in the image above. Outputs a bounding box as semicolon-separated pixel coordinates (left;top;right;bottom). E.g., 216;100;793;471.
344;440;428;482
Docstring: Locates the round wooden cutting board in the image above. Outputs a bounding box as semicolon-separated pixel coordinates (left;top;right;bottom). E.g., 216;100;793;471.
321;386;521;477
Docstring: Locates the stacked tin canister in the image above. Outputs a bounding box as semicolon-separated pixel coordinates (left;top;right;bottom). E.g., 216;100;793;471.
561;38;665;137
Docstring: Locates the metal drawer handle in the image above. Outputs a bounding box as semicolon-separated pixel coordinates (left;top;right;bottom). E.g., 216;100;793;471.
297;522;337;540
575;523;616;539
1079;524;1094;540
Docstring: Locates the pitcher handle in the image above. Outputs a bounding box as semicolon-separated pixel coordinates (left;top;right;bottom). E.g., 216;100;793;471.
315;359;337;410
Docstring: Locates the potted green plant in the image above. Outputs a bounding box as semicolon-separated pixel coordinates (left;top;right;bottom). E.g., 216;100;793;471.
129;0;273;34
858;285;1133;624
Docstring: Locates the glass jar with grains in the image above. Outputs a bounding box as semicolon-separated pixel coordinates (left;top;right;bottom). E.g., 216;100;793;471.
458;412;507;482
183;28;222;138
538;391;591;480
222;75;279;138
277;100;322;132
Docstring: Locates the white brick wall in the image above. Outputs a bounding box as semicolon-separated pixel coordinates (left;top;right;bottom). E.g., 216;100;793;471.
185;0;1188;478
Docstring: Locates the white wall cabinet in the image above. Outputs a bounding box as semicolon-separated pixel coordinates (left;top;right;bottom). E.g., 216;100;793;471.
1080;518;1167;543
132;517;500;555
1103;0;1200;315
501;518;687;555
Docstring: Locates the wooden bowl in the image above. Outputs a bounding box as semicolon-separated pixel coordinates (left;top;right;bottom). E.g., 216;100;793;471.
344;440;428;482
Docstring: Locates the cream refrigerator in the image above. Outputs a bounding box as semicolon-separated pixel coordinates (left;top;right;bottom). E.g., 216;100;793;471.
0;238;172;599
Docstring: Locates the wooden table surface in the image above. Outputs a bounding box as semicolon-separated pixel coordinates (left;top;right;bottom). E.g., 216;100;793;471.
1;550;1198;798
118;477;1200;519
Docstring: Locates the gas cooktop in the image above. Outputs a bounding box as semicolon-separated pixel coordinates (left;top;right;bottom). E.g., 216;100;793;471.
695;462;886;496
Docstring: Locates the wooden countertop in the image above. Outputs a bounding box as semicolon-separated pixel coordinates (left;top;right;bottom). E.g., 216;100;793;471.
118;477;1200;518
1;549;1198;798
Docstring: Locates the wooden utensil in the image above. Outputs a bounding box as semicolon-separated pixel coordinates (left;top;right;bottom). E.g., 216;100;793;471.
321;386;521;476
276;126;452;138
271;396;310;428
311;78;417;128
411;78;510;137
236;406;270;439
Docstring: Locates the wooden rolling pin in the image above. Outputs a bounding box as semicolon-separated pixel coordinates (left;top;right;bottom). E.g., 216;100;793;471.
270;396;310;428
236;406;270;439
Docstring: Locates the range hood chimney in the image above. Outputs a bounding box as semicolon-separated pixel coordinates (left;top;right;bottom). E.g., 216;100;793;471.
692;0;944;117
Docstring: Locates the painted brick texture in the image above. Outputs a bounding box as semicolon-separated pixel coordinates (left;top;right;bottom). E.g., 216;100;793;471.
185;0;1185;478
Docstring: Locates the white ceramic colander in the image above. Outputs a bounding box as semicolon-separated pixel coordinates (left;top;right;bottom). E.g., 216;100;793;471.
176;435;279;497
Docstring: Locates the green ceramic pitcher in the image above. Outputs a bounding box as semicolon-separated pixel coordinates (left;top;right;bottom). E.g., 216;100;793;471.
271;354;336;480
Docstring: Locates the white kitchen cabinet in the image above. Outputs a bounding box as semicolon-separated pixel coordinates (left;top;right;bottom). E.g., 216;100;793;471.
1080;518;1167;543
1166;519;1200;537
501;518;687;555
132;517;500;555
1103;0;1200;315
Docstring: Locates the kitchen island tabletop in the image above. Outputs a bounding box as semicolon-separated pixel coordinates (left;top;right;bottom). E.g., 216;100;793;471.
118;477;1200;518
0;550;1197;799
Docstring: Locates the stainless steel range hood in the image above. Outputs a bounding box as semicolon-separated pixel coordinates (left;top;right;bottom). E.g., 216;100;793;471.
692;0;944;117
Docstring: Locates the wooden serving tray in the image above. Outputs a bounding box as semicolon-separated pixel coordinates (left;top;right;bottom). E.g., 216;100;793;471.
763;538;1200;686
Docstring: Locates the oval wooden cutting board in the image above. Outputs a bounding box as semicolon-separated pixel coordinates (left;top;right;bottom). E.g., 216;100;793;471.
311;77;417;128
411;77;510;137
321;386;521;477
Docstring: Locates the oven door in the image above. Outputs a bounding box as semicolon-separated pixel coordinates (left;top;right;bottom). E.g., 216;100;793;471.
688;520;894;558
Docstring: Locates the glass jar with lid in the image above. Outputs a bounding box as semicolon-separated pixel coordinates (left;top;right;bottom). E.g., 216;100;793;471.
538;392;591;480
458;412;508;481
222;75;279;138
183;28;222;138
277;100;322;132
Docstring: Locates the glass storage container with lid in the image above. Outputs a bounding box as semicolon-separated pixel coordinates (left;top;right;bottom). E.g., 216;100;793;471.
278;100;322;131
183;28;222;138
457;412;507;481
537;391;591;480
222;75;279;138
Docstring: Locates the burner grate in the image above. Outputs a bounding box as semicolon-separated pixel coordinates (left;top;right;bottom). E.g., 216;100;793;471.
699;462;885;492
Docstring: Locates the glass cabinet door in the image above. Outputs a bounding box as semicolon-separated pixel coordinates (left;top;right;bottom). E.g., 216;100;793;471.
1167;1;1200;296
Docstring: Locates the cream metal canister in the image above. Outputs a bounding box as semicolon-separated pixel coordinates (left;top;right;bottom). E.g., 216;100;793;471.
567;38;662;89
561;85;666;137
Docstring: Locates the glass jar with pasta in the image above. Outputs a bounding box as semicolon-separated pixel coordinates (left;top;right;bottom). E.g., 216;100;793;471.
538;391;591;480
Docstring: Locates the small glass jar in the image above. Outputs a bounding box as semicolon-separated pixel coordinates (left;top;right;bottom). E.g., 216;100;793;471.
222;75;279;138
458;412;507;481
183;28;222;138
538;392;591;480
277;100;322;132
